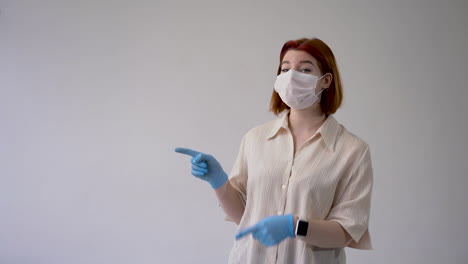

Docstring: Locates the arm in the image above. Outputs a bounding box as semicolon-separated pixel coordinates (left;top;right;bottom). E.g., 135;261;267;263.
215;181;245;224
293;216;353;248
175;135;248;225
297;145;373;249
175;142;247;225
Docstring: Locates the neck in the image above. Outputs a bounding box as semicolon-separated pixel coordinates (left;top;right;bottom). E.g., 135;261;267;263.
288;104;326;133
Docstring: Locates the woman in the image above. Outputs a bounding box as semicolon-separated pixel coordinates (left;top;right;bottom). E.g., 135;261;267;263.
175;37;373;263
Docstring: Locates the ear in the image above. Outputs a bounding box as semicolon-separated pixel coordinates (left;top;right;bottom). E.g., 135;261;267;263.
323;73;333;89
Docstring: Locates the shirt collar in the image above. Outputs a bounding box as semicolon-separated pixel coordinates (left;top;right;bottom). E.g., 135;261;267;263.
267;110;290;139
267;110;340;152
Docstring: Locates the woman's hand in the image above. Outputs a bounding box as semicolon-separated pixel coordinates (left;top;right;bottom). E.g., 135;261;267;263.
175;147;228;189
235;214;295;247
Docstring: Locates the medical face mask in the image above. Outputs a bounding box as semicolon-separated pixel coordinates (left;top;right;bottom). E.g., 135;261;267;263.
274;70;327;109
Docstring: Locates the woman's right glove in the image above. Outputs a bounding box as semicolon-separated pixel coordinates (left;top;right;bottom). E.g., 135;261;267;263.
174;147;228;189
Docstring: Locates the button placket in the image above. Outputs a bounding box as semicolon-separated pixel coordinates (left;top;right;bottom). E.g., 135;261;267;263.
277;131;295;218
278;169;291;215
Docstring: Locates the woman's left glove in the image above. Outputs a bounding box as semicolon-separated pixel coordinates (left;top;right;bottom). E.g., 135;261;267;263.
235;214;295;247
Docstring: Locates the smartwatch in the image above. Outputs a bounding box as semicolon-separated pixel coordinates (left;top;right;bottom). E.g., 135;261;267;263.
295;219;309;237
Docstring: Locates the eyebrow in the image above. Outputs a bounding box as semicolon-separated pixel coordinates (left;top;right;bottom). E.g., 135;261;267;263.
281;60;315;66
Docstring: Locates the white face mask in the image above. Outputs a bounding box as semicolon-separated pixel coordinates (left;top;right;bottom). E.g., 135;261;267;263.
274;70;327;109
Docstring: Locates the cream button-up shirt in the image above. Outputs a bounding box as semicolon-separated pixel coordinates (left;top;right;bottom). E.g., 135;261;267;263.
224;110;373;264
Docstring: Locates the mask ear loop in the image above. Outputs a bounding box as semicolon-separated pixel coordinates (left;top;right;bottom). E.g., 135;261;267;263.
317;73;331;94
316;88;326;97
315;73;330;96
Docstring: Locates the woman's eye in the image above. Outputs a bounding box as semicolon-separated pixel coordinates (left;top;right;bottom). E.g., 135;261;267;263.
281;69;311;73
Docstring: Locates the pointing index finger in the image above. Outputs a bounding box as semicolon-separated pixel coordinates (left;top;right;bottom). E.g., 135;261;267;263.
174;147;200;157
235;225;258;240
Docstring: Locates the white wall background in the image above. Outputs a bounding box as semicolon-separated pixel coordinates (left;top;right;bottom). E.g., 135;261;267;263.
1;0;467;263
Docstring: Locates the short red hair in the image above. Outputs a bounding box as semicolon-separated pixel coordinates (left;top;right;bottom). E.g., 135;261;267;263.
270;38;343;116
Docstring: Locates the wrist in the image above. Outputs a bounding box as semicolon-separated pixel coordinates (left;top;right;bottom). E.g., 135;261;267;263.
286;214;295;238
210;171;228;189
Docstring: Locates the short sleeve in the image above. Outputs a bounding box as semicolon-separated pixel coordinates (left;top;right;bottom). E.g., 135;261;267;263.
326;145;374;249
223;135;248;222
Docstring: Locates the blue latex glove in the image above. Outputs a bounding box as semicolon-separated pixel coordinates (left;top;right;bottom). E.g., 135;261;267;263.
174;147;228;189
235;214;295;247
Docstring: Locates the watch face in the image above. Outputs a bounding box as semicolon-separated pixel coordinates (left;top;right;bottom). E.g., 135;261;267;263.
297;220;309;236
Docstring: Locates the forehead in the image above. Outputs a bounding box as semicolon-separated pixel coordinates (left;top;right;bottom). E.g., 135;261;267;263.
282;49;317;64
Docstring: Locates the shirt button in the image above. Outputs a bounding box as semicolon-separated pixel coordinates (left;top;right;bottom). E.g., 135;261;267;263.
281;184;287;189
277;211;282;215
